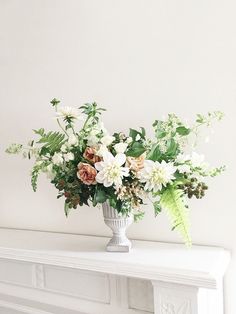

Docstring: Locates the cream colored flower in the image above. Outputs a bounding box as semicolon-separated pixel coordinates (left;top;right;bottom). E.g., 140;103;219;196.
64;152;74;162
114;142;128;154
100;135;115;146
57;106;81;121
95;152;129;188
139;160;176;192
52;153;63;165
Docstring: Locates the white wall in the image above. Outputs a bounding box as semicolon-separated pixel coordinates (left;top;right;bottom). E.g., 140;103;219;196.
0;0;235;312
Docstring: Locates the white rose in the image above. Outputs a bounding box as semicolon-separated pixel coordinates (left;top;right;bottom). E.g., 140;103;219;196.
64;152;74;162
68;134;78;146
114;142;128;154
101;135;115;146
52;153;63;165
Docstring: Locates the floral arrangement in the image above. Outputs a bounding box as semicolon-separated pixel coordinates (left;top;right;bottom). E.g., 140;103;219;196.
6;99;225;245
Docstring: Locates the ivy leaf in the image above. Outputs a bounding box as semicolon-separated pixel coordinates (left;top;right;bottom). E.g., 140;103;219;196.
176;126;191;136
126;142;146;157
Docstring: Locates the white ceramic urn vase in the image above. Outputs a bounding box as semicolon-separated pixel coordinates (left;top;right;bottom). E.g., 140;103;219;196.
102;201;133;252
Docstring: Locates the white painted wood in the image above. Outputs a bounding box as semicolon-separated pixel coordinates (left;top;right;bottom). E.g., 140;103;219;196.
0;228;230;289
128;278;154;312
0;228;230;314
43;265;110;303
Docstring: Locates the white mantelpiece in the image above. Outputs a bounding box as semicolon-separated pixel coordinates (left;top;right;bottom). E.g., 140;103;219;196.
0;228;230;314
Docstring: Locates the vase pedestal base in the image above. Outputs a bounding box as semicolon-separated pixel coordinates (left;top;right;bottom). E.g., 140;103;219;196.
106;238;132;252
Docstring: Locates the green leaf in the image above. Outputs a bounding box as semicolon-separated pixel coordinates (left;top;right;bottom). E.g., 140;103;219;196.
64;202;70;217
176;126;191;136
126;142;146;157
140;127;146;138
129;127;146;141
166;138;178;157
147;144;161;161
153;201;162;216
134;211;145;222
160;186;191;246
93;186;107;206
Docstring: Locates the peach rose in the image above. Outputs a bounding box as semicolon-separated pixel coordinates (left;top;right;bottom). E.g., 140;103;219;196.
77;163;97;185
83;147;101;164
127;153;146;172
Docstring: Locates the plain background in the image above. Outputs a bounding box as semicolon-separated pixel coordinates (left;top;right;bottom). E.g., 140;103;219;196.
0;0;235;313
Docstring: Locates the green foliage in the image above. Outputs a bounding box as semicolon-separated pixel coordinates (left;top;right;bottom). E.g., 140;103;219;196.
80;102;106;123
93;185;107;206
195;111;224;125
166;138;179;158
209;165;226;177
153;201;162;216
134;211;145;222
147;144;161;161
176;126;190;136
126;142;146;157
129;127;146;141
36;131;65;154
160;186;191;246
31;163;46;192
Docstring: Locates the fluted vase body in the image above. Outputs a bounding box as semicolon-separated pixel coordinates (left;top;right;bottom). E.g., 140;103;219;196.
102;202;133;252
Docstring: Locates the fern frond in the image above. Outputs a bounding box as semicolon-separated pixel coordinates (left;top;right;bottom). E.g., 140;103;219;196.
38;131;65;153
160;186;192;246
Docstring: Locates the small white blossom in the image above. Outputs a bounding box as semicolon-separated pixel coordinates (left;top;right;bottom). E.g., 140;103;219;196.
87;135;99;146
60;144;68;152
100;135;115;146
139;160;176;192
135;134;141;141
45;164;56;180
68;134;78;146
64;152;74;162
177;164;191;174
126;137;132;144
114;142;128;154
176;153;190;164
52;153;64;165
95;152;129;188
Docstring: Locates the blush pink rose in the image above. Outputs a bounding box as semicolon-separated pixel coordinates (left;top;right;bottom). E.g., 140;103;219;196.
77;163;97;185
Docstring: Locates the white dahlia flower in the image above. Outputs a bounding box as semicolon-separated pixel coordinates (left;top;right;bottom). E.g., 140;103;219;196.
139;160;176;192
95;152;129;188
